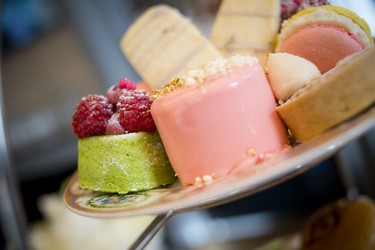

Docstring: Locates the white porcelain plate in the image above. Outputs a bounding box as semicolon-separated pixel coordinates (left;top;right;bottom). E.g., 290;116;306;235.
64;106;375;218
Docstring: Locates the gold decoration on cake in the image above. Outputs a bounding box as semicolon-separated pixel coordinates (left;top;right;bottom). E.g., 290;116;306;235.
152;77;185;99
247;148;256;156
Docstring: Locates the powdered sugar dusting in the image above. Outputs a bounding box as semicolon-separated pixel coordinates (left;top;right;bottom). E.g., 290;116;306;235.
154;55;259;99
184;55;258;85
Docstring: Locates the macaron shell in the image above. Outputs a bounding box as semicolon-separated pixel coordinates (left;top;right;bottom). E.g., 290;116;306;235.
279;24;364;73
319;5;373;43
275;5;373;53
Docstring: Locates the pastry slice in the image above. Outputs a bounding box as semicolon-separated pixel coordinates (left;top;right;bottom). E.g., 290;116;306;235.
210;0;280;65
121;4;221;89
276;45;375;142
302;196;375;250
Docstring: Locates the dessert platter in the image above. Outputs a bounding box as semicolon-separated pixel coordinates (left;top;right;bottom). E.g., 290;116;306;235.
63;1;375;248
64;104;375;218
64;0;375;218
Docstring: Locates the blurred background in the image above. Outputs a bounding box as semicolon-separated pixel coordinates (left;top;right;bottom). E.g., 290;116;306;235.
1;0;375;249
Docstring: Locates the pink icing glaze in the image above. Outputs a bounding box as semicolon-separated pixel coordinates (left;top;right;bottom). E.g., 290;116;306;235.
279;24;365;73
151;64;289;185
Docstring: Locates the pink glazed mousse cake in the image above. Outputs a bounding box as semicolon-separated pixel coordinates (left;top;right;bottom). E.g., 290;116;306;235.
151;55;289;186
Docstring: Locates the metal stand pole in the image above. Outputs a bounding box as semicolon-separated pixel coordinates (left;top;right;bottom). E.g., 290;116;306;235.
129;210;175;250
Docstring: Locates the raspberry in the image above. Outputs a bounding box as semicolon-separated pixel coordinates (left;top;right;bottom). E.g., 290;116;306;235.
105;113;126;135
72;95;113;138
117;90;156;133
106;78;137;105
106;85;125;106
118;78;136;90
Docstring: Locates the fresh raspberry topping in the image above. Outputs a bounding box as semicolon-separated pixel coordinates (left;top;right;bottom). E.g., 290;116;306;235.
72;95;113;138
106;85;125;106
118;78;136;90
72;78;153;137
105;113;126;135
117;90;156;133
106;78;137;105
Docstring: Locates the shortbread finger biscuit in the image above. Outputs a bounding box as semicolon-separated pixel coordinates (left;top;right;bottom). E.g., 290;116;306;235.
121;4;221;89
210;0;280;65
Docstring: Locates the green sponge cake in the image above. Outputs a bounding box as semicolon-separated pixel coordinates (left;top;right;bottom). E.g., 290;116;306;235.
72;78;176;194
78;132;175;194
